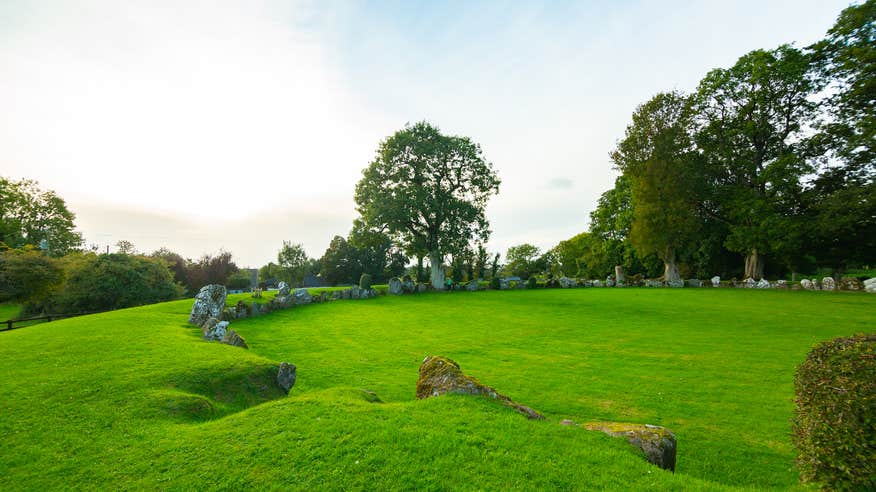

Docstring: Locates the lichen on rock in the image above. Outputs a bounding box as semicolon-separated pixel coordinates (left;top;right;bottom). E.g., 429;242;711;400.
584;421;677;471
416;355;544;420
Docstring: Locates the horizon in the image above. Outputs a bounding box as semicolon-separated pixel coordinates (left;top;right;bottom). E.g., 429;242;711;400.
1;0;852;267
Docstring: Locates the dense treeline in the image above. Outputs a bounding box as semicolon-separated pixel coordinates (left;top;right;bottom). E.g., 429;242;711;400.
545;2;875;281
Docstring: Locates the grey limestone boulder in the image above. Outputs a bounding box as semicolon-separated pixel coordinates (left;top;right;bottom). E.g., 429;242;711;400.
711;276;720;287
277;281;290;297
559;277;576;288
388;277;402;295
189;284;227;326
221;329;248;349
467;280;479;291
584;422;677;472
775;279;788;289
864;277;876;293
277;362;297;393
839;277;862;291
204;320;229;341
667;279;684;288
756;278;771;289
292;288;311;304
821;277;836;291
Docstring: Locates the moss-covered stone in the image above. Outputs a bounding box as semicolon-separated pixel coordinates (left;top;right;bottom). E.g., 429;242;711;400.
221;329;248;349
416;355;544;420
584;421;677;471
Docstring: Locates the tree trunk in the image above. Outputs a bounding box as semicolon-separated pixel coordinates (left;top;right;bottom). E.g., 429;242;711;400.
662;248;681;283
744;249;764;280
430;251;445;290
416;256;424;283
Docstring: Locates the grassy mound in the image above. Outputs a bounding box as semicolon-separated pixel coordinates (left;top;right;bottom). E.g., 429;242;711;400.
1;289;874;490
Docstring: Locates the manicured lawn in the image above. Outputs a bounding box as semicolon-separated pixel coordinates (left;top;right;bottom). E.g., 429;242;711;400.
1;288;873;490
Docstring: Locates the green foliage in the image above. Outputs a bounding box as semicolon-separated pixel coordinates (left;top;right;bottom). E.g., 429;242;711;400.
187;250;239;292
226;270;253;290
354;121;500;287
277;241;308;286
0;177;82;256
526;276;537;289
359;273;372;290
505;244;541;279
793;334;875;490
489;276;501;290
0;248;64;303
29;253;183;314
552;232;590;277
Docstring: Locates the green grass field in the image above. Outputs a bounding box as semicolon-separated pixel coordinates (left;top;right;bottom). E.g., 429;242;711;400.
1;289;873;490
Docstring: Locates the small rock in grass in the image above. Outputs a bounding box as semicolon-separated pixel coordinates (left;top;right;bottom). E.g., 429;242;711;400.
203;320;229;341
277;362;297;393
221;329;248;349
416;355;544;420
584;422;677;472
560;419;575;426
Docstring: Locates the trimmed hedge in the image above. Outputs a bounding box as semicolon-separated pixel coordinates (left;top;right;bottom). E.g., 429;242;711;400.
793;333;875;491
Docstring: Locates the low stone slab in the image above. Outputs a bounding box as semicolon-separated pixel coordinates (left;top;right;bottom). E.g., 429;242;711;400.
416;356;544;420
584;422;677;471
221;329;248;349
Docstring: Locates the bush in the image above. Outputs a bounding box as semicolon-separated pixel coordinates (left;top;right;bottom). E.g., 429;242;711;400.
527;276;537;289
0;248;64;303
793;333;875;490
359;273;372;290
27;253;184;314
489;277;501;290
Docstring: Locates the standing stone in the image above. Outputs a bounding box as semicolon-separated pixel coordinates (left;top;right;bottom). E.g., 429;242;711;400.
277;362;297;393
584;422;677;472
801;279;814;290
292;288;312;304
277;281;290;297
388;277;403;295
711;276;721;287
821;277;836;291
864;277;876;293
756;278;771;289
188;284;227;326
615;266;626;285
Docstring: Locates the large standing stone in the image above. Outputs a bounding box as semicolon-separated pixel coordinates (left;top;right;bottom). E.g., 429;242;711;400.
821;277;836;291
388;277;403;295
277;362;297;393
277;281;290;297
221;329;248;349
292;288;312;304
864;277;876;293
711;276;721;287
188;284;227;326
416;356;544;420
584;422;677;472
615;265;626;285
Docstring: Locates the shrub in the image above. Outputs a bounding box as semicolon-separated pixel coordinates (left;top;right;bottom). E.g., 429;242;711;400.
527;276;537;289
793;333;875;491
0;247;64;304
359;273;372;290
489;277;501;290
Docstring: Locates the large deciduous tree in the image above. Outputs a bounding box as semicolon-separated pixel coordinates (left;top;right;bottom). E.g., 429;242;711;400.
612;91;700;283
0;177;82;256
694;45;818;279
277;241;308;286
354;122;500;289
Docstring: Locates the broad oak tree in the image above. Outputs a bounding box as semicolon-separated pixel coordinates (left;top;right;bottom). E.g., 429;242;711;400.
354;122;500;289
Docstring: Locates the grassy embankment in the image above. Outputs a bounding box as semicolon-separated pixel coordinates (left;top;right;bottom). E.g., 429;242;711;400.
1;288;873;490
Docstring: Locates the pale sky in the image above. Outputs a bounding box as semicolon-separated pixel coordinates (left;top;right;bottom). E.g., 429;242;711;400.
1;0;852;267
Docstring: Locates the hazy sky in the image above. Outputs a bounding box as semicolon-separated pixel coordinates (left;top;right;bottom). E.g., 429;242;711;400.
1;0;852;266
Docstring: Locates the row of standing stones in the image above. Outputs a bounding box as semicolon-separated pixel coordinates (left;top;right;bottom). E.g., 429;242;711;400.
389;272;876;294
187;284;677;471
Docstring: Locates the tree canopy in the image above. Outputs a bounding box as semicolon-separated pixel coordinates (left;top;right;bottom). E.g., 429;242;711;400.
0;177;82;256
354;121;500;289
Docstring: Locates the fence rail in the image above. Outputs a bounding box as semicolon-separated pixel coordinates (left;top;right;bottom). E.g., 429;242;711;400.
1;312;100;332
